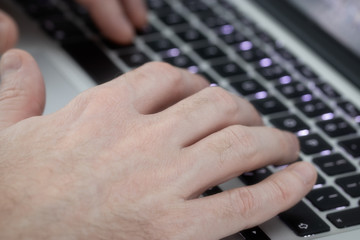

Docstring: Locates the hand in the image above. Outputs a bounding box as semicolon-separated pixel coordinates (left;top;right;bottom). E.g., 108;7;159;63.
0;9;18;54
0;49;317;240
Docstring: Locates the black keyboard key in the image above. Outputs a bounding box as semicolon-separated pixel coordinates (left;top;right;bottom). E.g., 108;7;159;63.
276;82;311;99
336;174;360;198
307;187;349;211
239;226;270;240
103;39;136;51
160;12;187;26
327;207;360;228
230;79;267;96
270;115;309;133
317;118;356;138
316;173;326;186
120;52;151;68
199;13;229;28
251;97;288;115
147;39;177;53
22;1;62;18
41;16;85;43
203;186;222;196
276;48;297;61
220;32;248;46
137;24;159;36
339;138;360;158
317;83;341;98
237;48;269;63
147;0;172;16
163;55;197;70
239;168;272;185
183;0;210;13
338;101;360;121
62;41;122;84
195;45;226;60
213;62;246;77
199;72;217;84
296;99;333;118
299;134;332;155
313;154;356;176
257;65;290;80
177;28;206;42
295;64;319;79
279;201;330;236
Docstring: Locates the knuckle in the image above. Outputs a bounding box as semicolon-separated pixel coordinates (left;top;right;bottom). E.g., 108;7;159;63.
226;188;258;220
207;87;239;115
0;86;24;103
268;177;293;204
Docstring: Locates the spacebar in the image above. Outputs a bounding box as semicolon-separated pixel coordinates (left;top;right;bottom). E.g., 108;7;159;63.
279;201;330;236
62;41;123;85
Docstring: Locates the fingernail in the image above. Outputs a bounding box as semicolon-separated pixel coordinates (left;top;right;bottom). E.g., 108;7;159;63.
0;51;22;78
291;162;316;185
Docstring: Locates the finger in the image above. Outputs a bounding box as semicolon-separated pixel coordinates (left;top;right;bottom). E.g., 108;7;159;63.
186;162;316;239
0;49;45;130
181;126;300;197
0;10;18;54
105;62;210;114
121;0;148;29
77;0;135;44
157;87;263;147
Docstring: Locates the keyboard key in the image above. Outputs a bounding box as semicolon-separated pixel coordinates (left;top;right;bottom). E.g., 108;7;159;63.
327;207;360;228
316;173;326;186
230;79;266;96
251;97;288;115
336;174;360;198
299;134;332;155
239;168;272;185
338;101;360;122
213;62;246;77
137;24;159;36
219;31;248;45
276;82;311;99
295;64;318;79
339;138;360;157
160;12;187;26
120;52;151;68
202;186;222;196
306;187;349;211
317;118;356;138
313;154;356;176
317;83;341;99
183;0;210;13
270;115;310;133
62;41;122;84
276;47;297;61
163;55;197;70
146;38;177;52
195;45;226;60
199;13;228;28
279;201;330;236
239;226;270;240
237;48;269;63
296;99;333;118
257;65;290;80
41;16;85;43
177;28;206;42
147;0;171;16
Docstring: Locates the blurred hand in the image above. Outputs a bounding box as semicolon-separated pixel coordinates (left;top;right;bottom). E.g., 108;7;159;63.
0;49;316;240
76;0;147;44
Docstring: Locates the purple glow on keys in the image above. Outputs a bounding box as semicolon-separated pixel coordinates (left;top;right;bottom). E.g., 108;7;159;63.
220;25;235;35
259;58;272;68
188;66;199;74
238;41;253;51
301;94;313;102
320;150;332;156
255;91;268;99
210;83;218;87
297;129;310;137
165;48;181;58
321;113;334;121
279;75;292;84
355;116;360;123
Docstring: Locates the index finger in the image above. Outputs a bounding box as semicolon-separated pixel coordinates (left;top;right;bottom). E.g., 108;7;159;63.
0;10;18;54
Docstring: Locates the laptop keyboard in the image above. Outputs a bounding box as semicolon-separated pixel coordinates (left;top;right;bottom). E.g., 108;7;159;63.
15;0;360;239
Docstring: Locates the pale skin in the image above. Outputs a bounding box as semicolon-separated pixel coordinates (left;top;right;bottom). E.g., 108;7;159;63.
0;2;317;239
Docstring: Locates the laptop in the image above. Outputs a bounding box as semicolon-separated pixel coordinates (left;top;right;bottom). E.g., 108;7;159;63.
1;0;359;239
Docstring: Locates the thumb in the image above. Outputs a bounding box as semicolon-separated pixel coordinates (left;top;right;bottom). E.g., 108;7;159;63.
0;49;45;130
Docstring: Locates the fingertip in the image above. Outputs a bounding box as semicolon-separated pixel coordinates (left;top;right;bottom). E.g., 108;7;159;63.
0;10;19;54
289;161;317;187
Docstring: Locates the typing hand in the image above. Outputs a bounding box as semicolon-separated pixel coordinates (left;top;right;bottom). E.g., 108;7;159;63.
76;0;147;44
0;50;316;239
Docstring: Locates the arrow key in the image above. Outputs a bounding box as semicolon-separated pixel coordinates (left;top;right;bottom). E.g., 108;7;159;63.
239;226;270;240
